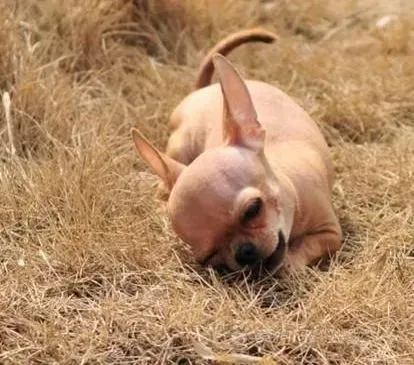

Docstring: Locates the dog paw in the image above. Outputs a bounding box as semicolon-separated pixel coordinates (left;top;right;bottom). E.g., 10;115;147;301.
284;252;308;274
155;182;170;201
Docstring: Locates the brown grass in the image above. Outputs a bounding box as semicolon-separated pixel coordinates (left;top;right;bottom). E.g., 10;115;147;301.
1;0;413;364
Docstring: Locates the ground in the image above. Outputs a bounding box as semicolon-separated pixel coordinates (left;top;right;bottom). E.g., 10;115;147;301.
0;0;413;364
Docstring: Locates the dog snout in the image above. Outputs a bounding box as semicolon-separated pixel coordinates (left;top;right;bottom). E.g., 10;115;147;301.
235;242;260;266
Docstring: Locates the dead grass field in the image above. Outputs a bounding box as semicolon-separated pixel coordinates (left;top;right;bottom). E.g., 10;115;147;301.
1;0;413;364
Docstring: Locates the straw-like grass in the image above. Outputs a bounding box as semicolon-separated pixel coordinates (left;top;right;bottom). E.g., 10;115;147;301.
0;0;413;363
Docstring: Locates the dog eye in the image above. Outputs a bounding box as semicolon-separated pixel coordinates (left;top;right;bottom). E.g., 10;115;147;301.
242;198;263;224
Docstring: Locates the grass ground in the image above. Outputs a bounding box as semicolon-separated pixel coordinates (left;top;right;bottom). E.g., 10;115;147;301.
0;0;413;364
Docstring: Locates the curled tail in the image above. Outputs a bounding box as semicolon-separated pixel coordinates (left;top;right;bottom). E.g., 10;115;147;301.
195;28;278;90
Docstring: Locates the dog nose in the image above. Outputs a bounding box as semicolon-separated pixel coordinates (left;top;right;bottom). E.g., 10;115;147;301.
235;242;260;266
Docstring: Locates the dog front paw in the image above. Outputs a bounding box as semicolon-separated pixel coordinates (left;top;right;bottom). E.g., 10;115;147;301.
284;251;308;274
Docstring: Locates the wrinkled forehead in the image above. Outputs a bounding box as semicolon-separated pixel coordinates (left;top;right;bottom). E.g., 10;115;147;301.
175;147;261;201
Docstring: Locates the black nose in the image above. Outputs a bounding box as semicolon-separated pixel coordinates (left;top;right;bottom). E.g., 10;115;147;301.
235;242;260;266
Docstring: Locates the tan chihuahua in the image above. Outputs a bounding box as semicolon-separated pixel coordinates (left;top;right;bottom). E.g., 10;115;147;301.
131;29;342;274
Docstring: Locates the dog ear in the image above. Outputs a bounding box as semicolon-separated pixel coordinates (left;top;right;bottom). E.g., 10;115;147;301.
131;128;185;191
213;54;265;152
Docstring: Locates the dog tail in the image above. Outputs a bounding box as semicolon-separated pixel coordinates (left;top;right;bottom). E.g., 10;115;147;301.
194;28;278;90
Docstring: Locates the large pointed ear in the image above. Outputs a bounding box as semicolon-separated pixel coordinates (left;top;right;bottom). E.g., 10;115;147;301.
212;54;265;152
131;128;185;191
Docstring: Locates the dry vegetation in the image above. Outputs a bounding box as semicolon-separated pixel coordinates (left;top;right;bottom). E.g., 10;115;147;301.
1;0;413;364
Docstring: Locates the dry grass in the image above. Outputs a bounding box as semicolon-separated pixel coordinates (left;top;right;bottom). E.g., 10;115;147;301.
0;0;413;364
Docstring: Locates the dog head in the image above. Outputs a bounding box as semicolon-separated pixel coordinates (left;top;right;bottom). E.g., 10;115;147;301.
132;55;293;274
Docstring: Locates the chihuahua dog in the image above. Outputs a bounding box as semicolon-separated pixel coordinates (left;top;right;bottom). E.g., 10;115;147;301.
131;28;342;274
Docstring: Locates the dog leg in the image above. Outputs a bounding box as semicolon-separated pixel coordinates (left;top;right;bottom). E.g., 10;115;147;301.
155;129;195;201
285;228;342;271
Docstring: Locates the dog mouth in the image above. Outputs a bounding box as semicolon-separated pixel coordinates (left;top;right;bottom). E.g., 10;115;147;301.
211;231;287;278
263;231;287;272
